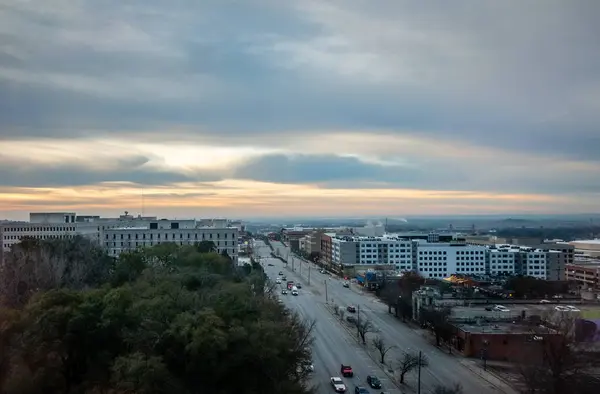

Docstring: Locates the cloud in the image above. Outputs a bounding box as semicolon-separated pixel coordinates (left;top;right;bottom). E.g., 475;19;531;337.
0;0;599;217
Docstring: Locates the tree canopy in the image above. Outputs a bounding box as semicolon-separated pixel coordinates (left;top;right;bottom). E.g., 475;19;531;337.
0;240;315;394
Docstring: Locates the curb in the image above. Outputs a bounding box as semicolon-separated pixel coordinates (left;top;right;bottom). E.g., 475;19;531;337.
321;303;412;393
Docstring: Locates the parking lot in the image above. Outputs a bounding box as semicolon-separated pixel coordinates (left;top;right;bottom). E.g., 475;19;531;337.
451;302;598;320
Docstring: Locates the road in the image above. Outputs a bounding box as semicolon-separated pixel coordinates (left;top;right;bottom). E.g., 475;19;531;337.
264;240;517;394
254;240;402;394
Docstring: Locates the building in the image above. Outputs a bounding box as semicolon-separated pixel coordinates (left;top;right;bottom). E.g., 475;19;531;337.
566;260;600;289
416;241;487;279
103;220;238;261
332;235;414;274
320;233;334;267
570;239;600;258
1;212;239;263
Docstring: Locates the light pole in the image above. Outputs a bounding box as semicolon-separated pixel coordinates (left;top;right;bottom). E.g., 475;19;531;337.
308;265;311;286
417;350;422;394
325;279;328;303
357;305;361;338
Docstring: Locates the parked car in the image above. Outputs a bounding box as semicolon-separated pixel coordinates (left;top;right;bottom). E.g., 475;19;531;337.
347;305;356;313
346;315;356;323
296;283;302;289
343;282;350;288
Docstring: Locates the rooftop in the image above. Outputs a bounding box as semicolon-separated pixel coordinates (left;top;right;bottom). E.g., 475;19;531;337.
455;321;554;335
571;239;600;245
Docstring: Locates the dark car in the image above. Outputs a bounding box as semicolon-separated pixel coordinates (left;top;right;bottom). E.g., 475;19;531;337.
341;364;353;377
346;315;356;323
268;263;274;266
279;271;283;275
296;283;302;289
366;375;381;389
347;305;356;313
354;387;370;394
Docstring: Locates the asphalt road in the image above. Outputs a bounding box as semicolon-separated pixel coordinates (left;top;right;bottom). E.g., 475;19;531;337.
254;241;401;394
262;241;517;394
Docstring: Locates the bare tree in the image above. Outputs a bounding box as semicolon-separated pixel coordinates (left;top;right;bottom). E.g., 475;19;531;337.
517;312;600;394
339;309;346;321
431;383;463;394
356;318;375;345
333;304;339;315
372;335;396;364
397;352;428;384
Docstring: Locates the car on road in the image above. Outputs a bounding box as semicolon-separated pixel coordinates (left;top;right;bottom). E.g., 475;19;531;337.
296;283;302;289
343;282;350;288
366;375;381;389
340;364;353;377
330;377;347;392
354;387;370;394
281;276;287;281
347;305;356;313
281;289;288;295
276;279;281;284
494;305;510;312
292;289;298;296
346;315;356;323
279;271;283;275
267;263;274;266
320;269;326;274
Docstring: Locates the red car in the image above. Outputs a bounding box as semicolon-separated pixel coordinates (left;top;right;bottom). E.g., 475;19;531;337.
340;364;353;377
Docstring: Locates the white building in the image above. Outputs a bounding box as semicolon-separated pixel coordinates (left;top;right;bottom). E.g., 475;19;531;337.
1;212;239;263
332;235;413;271
416;241;487;279
488;245;518;276
103;220;238;261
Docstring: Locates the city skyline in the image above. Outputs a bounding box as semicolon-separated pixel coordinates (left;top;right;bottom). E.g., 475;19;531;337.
1;0;599;219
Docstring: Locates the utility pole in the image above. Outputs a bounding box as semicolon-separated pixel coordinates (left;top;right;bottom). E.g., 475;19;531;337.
308;265;311;286
417;350;422;394
357;305;361;338
300;259;302;276
325;279;328;303
292;257;295;271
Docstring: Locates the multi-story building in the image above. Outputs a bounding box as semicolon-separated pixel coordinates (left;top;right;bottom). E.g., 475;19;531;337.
1;212;239;263
103;219;238;261
566;259;600;289
320;233;334;266
332;235;414;272
416;241;487;279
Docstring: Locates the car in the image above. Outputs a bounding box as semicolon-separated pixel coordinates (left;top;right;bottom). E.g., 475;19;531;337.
292;289;298;296
555;305;570;312
320;269;326;274
485;306;493;311
340;364;353;377
331;377;347;392
539;299;551;304
276;279;281;284
296;283;302;289
277;298;284;304
366;375;381;389
343;282;350;288
281;289;288;295
354;387;370;394
346;315;356;323
268;263;274;266
347;305;356;313
281;276;287;281
279;271;283;275
303;362;315;372
566;305;581;312
494;305;510;312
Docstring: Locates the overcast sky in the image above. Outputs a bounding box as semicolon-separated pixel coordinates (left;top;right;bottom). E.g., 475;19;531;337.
1;0;599;220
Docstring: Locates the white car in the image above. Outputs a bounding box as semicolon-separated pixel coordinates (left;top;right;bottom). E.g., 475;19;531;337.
276;279;281;284
555;305;570;311
494;305;510;312
566;305;580;312
292;289;298;296
330;377;347;392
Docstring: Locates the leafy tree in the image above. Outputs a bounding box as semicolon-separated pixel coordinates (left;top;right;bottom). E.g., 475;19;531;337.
0;243;316;394
397;351;428;384
194;240;217;254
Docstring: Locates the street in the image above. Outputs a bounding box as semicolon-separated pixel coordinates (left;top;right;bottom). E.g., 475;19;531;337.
254;240;403;394
261;240;517;394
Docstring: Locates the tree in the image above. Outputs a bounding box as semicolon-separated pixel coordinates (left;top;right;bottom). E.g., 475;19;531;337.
0;236;112;307
356;318;375;345
0;242;316;394
516;313;600;394
419;307;453;347
195;240;217;254
372;335;395;364
431;383;463;394
397;351;428;384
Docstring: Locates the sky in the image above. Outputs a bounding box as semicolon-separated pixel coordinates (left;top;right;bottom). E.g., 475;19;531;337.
1;0;600;220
